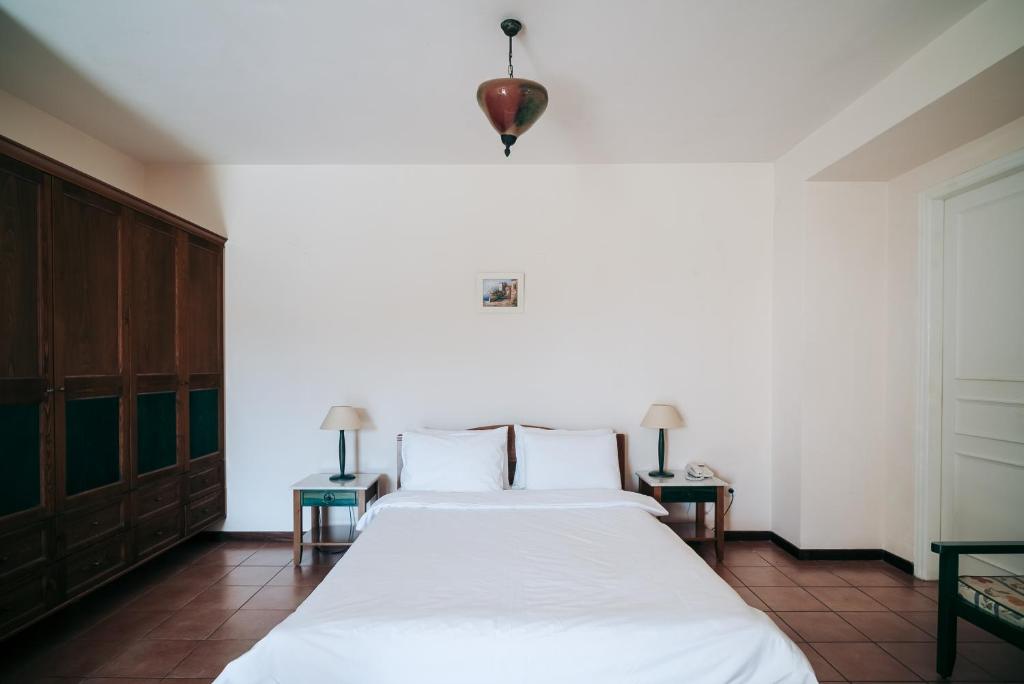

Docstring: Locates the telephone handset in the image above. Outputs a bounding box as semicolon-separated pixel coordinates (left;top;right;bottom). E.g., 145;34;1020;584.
685;462;714;481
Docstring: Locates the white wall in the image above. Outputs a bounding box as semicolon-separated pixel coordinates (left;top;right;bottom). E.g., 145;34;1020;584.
7;0;1019;552
145;163;775;532
769;0;1024;557
800;182;888;549
882;116;1024;559
769;171;805;544
772;118;1024;558
0;88;146;195
770;171;890;550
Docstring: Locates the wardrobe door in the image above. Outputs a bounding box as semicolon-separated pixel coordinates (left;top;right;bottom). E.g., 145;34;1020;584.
185;237;223;464
0;155;53;532
129;213;181;485
51;180;129;510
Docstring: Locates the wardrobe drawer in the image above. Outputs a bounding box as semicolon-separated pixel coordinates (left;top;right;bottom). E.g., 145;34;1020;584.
57;497;129;557
0;572;50;636
188;461;222;499
62;533;129;597
135;477;183;520
0;523;51;585
187;492;223;533
134;508;182;559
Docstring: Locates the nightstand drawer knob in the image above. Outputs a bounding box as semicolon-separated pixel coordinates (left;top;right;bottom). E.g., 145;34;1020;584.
323;493;335;503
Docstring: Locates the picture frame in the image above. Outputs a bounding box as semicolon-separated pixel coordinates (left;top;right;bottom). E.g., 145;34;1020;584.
478;272;524;313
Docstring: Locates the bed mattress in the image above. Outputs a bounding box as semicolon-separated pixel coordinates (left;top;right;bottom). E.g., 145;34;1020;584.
214;489;814;684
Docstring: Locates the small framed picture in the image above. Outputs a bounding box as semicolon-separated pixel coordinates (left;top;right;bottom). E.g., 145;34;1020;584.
478;272;524;313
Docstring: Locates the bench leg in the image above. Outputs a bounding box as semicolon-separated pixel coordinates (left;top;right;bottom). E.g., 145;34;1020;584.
936;551;958;678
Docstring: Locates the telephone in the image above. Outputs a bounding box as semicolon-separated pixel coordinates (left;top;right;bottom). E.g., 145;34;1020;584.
684;462;715;481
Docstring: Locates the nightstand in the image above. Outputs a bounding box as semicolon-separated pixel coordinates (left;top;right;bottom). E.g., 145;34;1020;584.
291;473;381;565
636;471;730;562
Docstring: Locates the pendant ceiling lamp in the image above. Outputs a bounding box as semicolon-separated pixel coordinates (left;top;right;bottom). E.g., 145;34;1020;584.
477;19;548;157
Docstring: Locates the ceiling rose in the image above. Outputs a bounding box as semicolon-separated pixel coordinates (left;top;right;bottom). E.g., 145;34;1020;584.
476;19;549;157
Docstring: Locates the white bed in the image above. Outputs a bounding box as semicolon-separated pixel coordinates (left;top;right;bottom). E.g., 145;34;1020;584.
214;488;814;684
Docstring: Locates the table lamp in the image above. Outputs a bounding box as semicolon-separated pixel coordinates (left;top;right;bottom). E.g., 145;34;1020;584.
641;403;684;478
320;406;362;481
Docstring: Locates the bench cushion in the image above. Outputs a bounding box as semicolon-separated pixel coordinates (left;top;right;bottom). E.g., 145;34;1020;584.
958;575;1024;630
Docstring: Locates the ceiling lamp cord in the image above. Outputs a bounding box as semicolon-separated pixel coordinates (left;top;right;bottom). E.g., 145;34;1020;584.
508;34;514;78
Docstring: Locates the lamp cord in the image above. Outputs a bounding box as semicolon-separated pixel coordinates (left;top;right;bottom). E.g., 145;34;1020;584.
508;34;514;78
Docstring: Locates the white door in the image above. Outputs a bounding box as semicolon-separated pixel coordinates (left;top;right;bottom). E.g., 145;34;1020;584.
940;169;1024;576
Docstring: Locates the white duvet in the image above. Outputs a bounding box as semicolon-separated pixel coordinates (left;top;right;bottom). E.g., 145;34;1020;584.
215;490;814;684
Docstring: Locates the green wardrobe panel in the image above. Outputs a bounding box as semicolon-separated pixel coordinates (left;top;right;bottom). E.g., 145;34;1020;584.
66;396;120;496
137;391;177;474
189;388;219;459
0;403;41;516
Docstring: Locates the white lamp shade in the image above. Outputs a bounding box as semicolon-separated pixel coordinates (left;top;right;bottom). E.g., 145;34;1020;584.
641;403;684;429
320;406;363;430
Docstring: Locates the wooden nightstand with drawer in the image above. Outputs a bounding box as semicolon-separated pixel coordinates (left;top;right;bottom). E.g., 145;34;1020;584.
291;473;381;565
636;471;731;562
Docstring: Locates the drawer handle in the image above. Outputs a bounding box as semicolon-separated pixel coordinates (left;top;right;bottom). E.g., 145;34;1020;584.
155;530;166;537
91;559;104;568
200;507;209;514
155;496;163;502
323;493;335;503
0;556;8;563
90;520;100;527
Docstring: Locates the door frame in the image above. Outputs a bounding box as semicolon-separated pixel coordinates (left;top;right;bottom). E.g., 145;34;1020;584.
914;148;1024;579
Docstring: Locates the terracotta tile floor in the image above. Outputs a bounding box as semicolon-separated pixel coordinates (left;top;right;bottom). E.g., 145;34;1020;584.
0;538;340;684
692;541;1024;683
1;538;1022;683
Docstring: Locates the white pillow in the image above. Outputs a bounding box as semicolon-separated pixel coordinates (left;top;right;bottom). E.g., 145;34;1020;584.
400;429;506;492
421;426;510;488
515;427;620;490
512;425;613;488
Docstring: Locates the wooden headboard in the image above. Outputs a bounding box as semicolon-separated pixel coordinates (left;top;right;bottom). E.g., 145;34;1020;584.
396;425;627;489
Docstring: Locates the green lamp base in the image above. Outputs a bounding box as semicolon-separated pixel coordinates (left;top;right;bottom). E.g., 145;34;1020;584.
648;469;675;479
331;429;356;482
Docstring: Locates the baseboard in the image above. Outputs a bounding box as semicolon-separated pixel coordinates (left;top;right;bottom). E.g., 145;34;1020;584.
768;532;800;558
882;550;914;575
768;532;914;575
724;530;772;541
202;530;293;543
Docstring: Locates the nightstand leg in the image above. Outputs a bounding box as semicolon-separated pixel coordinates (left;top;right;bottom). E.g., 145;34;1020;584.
293;490;302;566
695;500;705;533
715;486;725;562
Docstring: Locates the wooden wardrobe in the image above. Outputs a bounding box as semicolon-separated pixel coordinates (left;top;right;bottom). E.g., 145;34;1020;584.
0;136;226;638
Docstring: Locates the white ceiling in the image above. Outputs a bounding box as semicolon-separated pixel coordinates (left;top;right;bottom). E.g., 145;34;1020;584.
0;0;982;164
